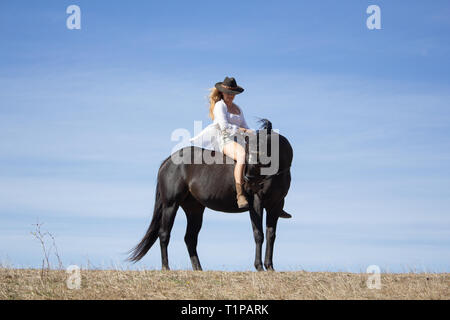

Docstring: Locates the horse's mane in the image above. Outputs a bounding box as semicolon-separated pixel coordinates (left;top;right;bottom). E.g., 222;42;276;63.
256;118;272;132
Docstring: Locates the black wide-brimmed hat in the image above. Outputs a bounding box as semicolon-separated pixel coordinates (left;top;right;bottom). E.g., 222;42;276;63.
215;77;244;95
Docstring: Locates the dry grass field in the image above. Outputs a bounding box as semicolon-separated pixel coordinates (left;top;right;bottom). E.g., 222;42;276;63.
0;268;448;300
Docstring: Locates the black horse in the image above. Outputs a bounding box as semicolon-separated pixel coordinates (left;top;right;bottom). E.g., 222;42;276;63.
128;119;293;271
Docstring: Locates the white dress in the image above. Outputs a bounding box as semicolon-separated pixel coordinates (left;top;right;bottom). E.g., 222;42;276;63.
189;99;250;152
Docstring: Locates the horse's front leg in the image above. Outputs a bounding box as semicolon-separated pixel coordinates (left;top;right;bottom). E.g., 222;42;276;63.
264;199;283;271
249;194;264;271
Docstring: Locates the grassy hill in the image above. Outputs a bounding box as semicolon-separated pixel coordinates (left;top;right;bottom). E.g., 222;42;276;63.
1;268;448;300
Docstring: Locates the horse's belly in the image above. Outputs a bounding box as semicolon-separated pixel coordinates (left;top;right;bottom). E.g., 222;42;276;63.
188;180;245;213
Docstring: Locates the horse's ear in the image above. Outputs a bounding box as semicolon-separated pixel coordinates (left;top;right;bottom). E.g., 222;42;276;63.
256;118;272;133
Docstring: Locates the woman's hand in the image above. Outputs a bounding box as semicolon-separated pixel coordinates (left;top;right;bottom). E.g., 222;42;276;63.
239;128;254;134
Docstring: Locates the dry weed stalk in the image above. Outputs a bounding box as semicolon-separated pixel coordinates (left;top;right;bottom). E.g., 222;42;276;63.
30;221;63;278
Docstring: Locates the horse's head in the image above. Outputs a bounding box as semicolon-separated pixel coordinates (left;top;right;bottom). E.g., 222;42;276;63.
245;118;271;168
244;118;293;191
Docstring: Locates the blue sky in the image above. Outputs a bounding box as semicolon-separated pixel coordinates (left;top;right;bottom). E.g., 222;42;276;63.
1;0;449;272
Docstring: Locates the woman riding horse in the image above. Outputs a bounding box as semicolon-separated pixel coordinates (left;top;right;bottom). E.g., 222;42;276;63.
207;76;252;208
190;76;290;218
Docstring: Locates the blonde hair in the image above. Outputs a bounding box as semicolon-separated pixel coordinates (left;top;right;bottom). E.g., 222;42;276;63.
208;87;223;120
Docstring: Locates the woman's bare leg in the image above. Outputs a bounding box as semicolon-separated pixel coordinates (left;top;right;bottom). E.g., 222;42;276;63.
222;141;246;184
222;141;248;207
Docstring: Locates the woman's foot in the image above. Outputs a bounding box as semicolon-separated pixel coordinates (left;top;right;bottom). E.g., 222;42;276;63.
235;182;249;208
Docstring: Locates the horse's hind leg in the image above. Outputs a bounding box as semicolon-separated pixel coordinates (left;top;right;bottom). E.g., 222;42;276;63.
159;203;180;270
181;194;205;271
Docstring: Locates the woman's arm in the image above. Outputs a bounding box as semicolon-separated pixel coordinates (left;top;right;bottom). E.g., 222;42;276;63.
235;104;253;133
238;106;250;130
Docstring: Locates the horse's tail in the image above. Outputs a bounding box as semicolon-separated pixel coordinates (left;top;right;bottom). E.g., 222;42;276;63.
127;180;163;262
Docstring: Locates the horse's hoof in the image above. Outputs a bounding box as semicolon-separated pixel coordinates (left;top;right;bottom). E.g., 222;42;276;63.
264;265;275;271
279;210;292;219
192;265;203;271
255;265;264;272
